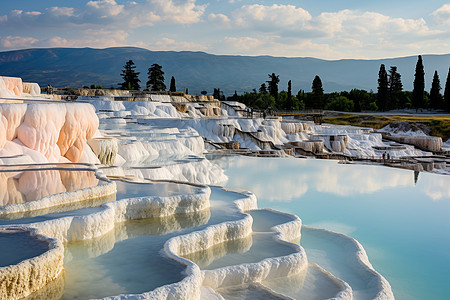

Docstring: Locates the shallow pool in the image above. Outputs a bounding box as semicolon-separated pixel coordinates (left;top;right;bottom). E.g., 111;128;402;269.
60;186;248;299
216;155;450;300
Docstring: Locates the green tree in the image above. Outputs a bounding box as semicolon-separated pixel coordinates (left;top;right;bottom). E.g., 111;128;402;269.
429;70;442;109
259;83;268;94
146;64;166;91
169;76;176;92
120;60;140;90
325;95;354;112
296;90;306;110
398;91;412;109
377;64;388;111
286;80;294;110
311;75;324;109
388;66;403;109
346;89;376;111
412;55;425;110
266;73;280;100
444;67;450;112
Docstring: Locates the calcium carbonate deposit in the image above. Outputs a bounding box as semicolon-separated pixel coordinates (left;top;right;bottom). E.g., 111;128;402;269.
7;76;450;299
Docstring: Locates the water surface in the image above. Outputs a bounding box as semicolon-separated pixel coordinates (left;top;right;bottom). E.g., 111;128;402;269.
217;155;450;300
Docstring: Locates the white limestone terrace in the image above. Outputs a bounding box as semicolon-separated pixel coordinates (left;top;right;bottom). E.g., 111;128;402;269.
83;95;441;162
0;76;42;101
0;79;394;300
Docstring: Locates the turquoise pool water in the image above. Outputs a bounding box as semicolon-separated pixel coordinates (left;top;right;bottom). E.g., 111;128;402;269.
61;186;248;299
216;156;450;300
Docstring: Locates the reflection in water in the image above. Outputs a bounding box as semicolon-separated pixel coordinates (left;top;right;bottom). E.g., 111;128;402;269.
263;264;343;300
185;233;296;270
219;156;418;201
0;194;116;221
184;235;253;268
217;283;287;300
219;156;450;300
300;227;378;300
62;209;210;299
0;170;99;206
115;180;199;199
249;209;296;232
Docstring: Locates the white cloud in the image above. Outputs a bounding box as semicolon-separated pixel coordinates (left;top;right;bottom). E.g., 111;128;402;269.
0;36;38;49
25;11;42;16
431;4;450;25
47;7;75;17
0;28;130;50
148;0;205;25
224;36;263;51
152;37;208;51
315;10;436;38
1;2;449;59
233;4;311;31
44;29;130;48
222;35;337;58
86;0;124;17
210;4;449;59
0;0;205;30
208;13;231;25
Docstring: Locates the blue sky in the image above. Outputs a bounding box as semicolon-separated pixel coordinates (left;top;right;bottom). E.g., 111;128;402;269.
1;0;449;59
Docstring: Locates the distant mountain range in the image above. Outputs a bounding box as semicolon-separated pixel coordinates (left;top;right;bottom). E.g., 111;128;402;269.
0;47;449;95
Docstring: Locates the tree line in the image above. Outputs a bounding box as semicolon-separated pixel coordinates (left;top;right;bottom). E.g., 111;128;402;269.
120;60;177;92
119;57;450;112
227;55;450;112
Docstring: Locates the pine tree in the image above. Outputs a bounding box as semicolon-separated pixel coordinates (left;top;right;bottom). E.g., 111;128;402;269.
146;64;166;91
444;68;450;112
388;66;403;109
377;64;388;111
311;75;324;109
119;60;140;90
412;55;425;110
429;70;442;109
266;73;280;100
169;76;176;92
286;80;293;110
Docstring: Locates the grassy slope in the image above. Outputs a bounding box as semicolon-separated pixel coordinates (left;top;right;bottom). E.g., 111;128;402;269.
323;114;450;141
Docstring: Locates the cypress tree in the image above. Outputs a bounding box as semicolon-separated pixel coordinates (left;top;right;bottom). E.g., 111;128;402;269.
119;60;140;90
412;55;425;111
377;64;388;111
266;73;280;100
444;68;450;112
146;64;166;91
311;75;324;109
429;70;442;109
286;80;293;110
169;76;176;92
388;66;403;109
